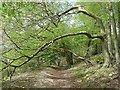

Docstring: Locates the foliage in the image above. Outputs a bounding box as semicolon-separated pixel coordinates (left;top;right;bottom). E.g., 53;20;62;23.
1;2;119;81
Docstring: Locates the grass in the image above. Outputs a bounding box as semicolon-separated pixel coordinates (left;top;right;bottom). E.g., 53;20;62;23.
2;54;119;89
69;54;118;88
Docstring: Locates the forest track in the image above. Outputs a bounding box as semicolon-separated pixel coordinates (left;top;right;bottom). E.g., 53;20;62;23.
3;66;81;88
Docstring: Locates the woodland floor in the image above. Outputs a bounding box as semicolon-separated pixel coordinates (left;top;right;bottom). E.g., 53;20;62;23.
2;58;119;89
2;66;81;88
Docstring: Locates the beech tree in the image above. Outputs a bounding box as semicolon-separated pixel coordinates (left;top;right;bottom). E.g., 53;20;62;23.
109;2;119;65
1;2;119;79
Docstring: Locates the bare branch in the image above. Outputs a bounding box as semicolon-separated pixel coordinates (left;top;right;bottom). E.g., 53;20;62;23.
2;55;28;60
14;31;103;68
3;28;21;49
1;55;29;71
42;2;58;27
59;6;106;34
2;6;106;69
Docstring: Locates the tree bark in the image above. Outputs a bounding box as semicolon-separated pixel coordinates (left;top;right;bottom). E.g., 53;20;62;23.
85;39;92;57
60;42;74;67
102;39;111;67
2;31;103;69
65;50;73;67
108;2;120;65
2;7;111;69
59;6;111;67
118;2;120;89
107;3;114;61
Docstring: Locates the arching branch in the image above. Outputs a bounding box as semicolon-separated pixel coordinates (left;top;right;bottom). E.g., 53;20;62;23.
2;31;104;69
2;6;108;69
59;6;106;34
59;6;111;67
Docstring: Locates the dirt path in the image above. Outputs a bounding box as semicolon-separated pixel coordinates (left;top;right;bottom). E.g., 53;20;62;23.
3;66;81;88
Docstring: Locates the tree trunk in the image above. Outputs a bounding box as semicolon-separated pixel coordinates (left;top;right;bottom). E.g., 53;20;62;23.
99;18;111;67
97;16;111;68
65;50;73;67
95;43;98;55
85;39;92;57
107;10;114;60
118;2;120;89
102;39;111;67
108;2;120;65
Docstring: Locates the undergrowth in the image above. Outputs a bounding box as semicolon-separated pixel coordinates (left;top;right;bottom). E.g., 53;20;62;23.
69;54;118;88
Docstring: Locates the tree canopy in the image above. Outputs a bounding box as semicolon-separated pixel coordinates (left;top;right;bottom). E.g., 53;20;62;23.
0;2;119;83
